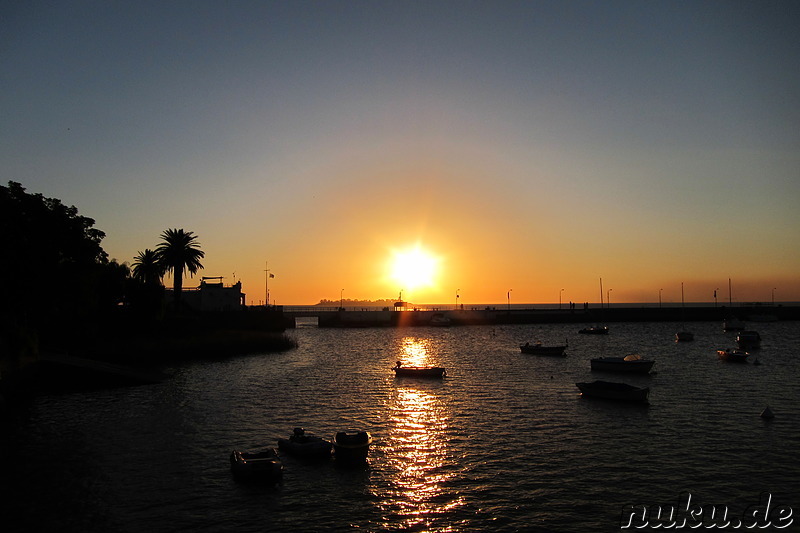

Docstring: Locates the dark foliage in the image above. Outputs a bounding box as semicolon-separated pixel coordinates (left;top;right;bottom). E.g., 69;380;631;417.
0;181;118;350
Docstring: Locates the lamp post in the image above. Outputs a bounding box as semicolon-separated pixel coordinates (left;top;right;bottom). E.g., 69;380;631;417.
607;288;612;309
714;288;719;308
340;288;344;310
560;288;564;310
456;289;460;310
507;289;512;312
772;287;777;306
659;288;663;309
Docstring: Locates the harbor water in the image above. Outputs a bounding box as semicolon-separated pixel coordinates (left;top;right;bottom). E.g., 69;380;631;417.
3;320;799;531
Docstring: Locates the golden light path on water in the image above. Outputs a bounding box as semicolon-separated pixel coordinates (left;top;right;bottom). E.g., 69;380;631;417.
378;337;465;531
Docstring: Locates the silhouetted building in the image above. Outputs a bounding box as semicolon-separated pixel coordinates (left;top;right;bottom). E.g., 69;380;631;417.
179;277;245;311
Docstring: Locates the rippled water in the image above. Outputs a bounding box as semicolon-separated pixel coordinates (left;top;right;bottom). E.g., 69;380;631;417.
3;321;799;532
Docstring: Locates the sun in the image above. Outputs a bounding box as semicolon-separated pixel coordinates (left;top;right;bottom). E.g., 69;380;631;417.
389;245;440;291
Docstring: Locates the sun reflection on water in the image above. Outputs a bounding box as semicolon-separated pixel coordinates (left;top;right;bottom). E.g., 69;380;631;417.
378;384;464;531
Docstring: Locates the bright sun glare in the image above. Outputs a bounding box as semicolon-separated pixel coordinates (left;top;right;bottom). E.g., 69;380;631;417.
389;245;439;291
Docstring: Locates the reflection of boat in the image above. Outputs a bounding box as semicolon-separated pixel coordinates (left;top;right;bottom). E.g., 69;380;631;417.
333;431;373;462
736;330;761;350
579;326;609;335
278;428;332;459
230;448;283;481
576;380;649;402
520;341;567;356
429;313;451;326
723;317;746;332
393;363;446;378
717;349;750;363
591;354;654;374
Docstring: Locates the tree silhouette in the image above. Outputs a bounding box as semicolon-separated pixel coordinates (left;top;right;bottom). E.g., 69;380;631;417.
132;249;163;287
154;229;204;305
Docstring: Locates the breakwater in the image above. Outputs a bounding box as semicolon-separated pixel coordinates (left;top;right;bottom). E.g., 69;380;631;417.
287;305;799;328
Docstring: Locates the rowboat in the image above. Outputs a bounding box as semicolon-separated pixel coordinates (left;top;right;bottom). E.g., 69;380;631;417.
520;341;567;356
590;354;654;374
717;349;749;363
392;364;446;378
576;380;650;403
230;448;283;481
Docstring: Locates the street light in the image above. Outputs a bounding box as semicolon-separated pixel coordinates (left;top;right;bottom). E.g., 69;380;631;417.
714;288;719;308
507;289;512;312
607;288;612;309
560;288;565;310
659;288;663;309
340;288;344;310
772;287;777;306
456;288;460;309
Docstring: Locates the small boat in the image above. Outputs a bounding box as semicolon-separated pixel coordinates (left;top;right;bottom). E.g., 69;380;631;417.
230;448;283;481
675;331;695;342
277;428;332;459
736;330;761;350
392;362;446;378
575;380;649;403
723;317;746;332
579;326;609;335
333;431;373;462
520;341;567;356
590;354;655;374
717;349;750;363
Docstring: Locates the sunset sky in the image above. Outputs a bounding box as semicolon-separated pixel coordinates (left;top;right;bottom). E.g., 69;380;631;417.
4;1;799;305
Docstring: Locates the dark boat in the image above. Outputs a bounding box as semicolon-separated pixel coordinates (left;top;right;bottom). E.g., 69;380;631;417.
579;326;609;335
230;448;283;481
576;380;650;403
278;428;332;459
333;431;373;462
392;362;446;378
590;355;655;374
520;341;567;356
736;331;761;350
675;331;695;342
717;349;749;363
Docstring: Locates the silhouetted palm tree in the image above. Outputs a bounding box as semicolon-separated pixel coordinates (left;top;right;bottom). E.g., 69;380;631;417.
154;229;204;304
131;249;163;286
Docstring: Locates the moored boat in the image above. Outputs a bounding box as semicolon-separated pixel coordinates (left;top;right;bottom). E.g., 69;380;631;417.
675;331;695;342
230;448;283;481
392;362;446;378
717;349;749;363
278;428;332;459
333;430;373;462
590;354;654;374
736;330;761;350
723;317;746;332
579;326;609;335
520;341;567;356
575;380;649;403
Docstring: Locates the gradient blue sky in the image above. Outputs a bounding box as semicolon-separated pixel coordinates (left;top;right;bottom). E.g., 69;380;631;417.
3;1;799;304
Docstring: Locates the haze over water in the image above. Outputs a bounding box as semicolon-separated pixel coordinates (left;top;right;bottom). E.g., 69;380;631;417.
3;320;798;531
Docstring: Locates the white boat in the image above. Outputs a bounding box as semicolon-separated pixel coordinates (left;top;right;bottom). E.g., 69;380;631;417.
590;354;655;374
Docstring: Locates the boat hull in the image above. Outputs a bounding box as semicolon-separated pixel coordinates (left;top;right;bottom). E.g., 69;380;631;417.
278;435;332;459
717;350;749;363
392;366;446;378
576;381;649;403
520;344;567;356
590;357;654;374
230;449;283;481
333;431;373;462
